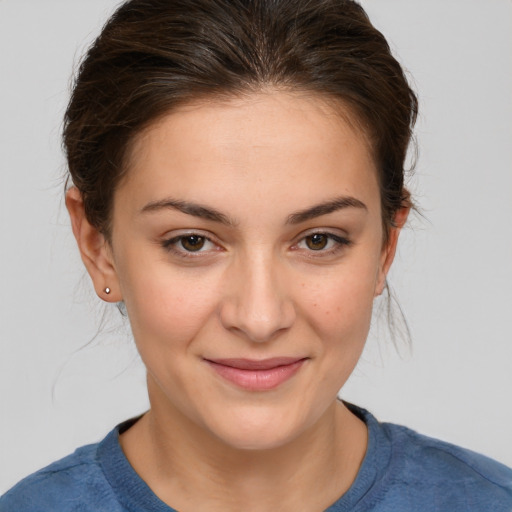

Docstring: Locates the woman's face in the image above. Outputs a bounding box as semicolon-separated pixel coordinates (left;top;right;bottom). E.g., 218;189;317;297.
93;92;401;449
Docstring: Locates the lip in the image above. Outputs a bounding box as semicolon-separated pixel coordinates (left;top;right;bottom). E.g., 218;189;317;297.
204;357;308;391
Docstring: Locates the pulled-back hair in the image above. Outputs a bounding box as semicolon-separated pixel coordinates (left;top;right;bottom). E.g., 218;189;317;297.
64;0;417;240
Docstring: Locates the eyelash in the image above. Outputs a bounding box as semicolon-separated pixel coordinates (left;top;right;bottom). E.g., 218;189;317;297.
160;231;352;259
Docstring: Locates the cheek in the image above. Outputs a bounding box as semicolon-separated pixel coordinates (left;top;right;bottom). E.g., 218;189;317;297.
299;258;378;341
116;253;222;352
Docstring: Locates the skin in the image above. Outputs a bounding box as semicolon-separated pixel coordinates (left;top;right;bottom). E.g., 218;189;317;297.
67;91;408;512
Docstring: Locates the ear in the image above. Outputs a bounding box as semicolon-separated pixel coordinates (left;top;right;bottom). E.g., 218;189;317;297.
374;204;410;297
65;187;122;302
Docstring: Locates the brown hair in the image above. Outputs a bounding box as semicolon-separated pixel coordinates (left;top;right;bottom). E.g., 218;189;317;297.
64;0;417;241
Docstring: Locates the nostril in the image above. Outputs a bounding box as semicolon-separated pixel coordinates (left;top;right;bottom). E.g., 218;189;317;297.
219;297;296;343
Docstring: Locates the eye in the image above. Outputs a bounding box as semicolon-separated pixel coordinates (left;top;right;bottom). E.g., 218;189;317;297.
294;231;351;255
162;233;217;255
180;235;207;252
304;233;330;251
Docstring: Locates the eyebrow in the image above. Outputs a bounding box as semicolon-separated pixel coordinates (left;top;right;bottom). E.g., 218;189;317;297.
140;198;236;226
286;196;367;224
140;195;367;226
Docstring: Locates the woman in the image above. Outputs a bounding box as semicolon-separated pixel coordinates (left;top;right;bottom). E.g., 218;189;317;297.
1;0;511;510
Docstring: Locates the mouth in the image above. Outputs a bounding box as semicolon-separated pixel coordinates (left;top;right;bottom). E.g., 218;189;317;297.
204;357;308;391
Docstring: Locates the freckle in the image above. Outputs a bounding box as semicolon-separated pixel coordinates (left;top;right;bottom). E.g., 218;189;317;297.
313;303;317;307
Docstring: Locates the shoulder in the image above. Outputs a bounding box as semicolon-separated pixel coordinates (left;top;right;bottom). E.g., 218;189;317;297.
382;421;512;510
385;422;512;487
0;441;123;512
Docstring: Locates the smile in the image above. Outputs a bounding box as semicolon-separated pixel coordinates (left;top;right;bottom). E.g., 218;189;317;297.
204;357;308;391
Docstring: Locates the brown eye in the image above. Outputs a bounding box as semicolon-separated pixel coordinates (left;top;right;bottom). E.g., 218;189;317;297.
180;235;206;252
305;234;329;250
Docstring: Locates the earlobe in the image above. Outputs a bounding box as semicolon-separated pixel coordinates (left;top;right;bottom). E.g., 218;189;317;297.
65;187;121;302
374;205;410;297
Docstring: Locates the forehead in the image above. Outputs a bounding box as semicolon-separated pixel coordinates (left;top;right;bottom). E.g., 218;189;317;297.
118;91;380;221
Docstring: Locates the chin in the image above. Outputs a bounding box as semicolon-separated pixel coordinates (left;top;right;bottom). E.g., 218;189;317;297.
203;402;315;452
214;424;300;452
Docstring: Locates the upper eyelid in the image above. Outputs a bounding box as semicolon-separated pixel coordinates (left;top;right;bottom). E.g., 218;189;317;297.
297;235;349;246
162;229;218;244
298;226;348;235
293;228;350;243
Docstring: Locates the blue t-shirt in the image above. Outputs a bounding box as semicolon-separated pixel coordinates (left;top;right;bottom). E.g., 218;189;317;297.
1;406;511;511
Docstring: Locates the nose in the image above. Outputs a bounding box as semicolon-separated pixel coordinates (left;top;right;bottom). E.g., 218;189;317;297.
219;253;296;343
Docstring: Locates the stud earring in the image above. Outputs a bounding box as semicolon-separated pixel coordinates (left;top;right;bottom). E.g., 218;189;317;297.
104;287;111;295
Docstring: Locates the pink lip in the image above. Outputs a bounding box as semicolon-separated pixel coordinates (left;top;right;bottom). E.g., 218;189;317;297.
205;357;307;391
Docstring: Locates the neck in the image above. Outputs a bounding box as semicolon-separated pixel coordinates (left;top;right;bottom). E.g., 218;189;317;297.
120;384;367;512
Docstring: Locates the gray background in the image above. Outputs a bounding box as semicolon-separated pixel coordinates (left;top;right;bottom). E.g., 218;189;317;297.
1;0;511;493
